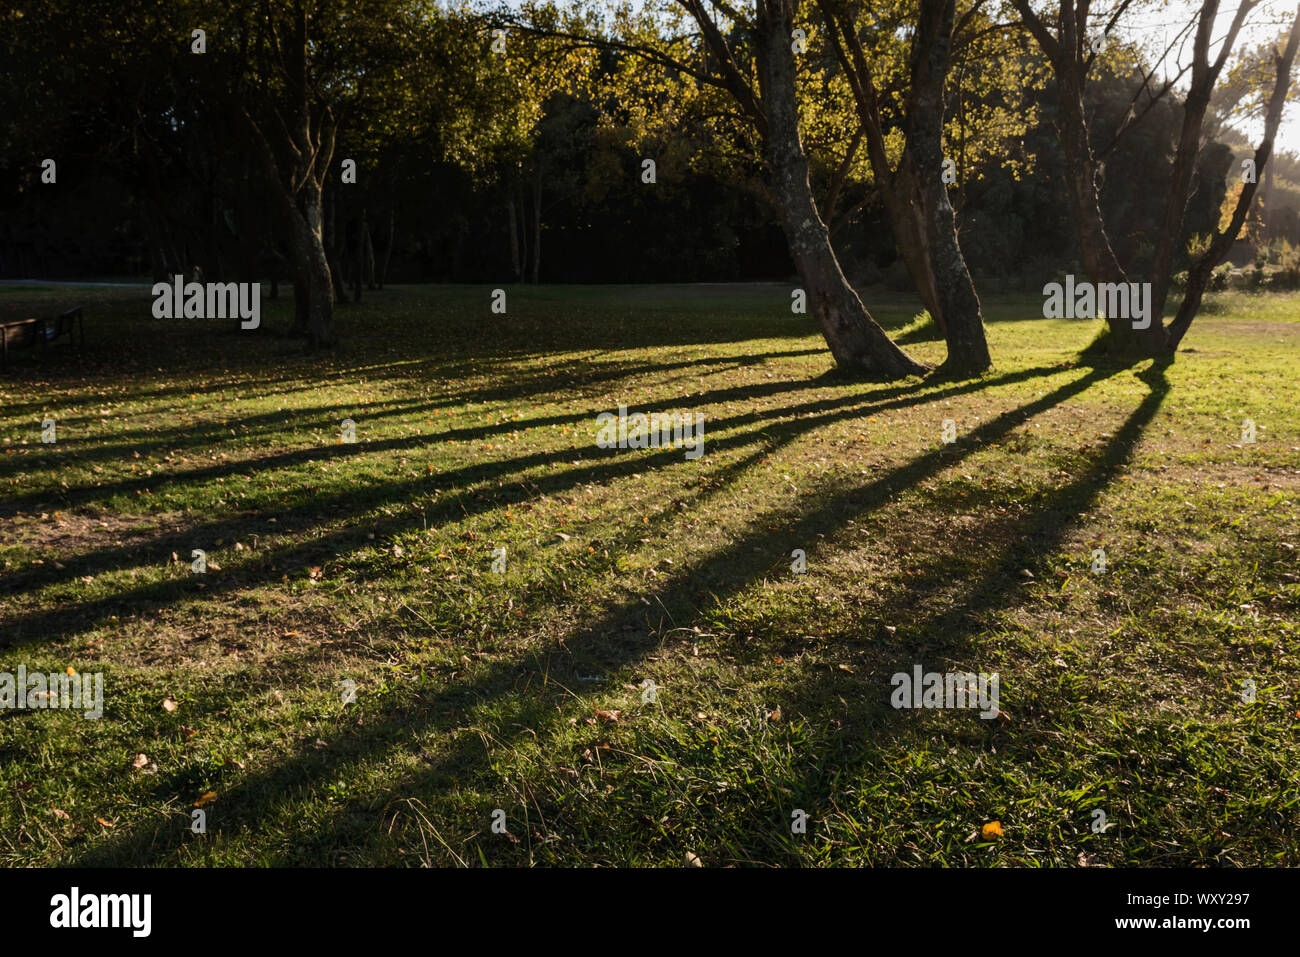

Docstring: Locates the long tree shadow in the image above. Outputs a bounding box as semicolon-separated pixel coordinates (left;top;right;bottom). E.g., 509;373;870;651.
68;360;1119;865
1;362;1073;646
707;361;1176;864
0;347;831;481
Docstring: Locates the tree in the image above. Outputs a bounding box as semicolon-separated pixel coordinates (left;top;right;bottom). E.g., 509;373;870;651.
511;0;927;376
756;0;932;375
1011;0;1300;357
817;0;992;374
1170;8;1300;347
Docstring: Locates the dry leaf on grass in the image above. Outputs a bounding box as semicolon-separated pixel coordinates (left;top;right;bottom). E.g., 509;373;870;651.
194;791;217;808
162;696;178;712
981;821;1004;840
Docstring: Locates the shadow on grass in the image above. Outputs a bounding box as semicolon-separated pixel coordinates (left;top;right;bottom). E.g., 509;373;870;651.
61;359;1129;865
0;346;828;483
0;362;1078;646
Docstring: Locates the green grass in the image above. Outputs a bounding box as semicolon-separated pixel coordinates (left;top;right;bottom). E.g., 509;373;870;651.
1;282;1298;866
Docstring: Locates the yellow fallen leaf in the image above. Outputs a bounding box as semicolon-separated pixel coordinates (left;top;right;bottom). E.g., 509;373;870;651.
65;666;76;676
194;791;218;808
981;821;1003;840
96;817;114;828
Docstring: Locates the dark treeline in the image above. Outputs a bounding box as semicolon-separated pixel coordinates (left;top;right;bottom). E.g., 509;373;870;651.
1;0;1297;367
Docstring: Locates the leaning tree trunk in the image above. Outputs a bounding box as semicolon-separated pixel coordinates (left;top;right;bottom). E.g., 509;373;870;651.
758;0;926;378
1169;2;1300;349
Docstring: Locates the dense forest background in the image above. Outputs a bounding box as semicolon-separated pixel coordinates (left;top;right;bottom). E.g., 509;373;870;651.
2;0;1297;289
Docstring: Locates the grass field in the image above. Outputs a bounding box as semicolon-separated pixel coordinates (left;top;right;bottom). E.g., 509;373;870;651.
1;282;1298;866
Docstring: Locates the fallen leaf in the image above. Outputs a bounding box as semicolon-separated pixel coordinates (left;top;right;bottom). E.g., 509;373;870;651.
594;709;621;725
194;791;217;808
981;820;1004;840
96;817;114;828
131;753;149;769
51;808;70;820
162;696;179;712
685;851;702;867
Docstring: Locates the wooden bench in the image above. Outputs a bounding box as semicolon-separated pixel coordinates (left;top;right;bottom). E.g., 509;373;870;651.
1;307;83;365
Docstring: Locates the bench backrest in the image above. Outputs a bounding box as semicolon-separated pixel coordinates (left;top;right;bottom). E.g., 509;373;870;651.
52;307;82;338
1;318;41;349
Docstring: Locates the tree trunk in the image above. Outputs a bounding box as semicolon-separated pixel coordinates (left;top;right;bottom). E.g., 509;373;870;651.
507;198;522;282
326;188;348;301
379;207;394;289
757;0;926;378
1169;3;1300;349
282;183;335;347
1148;87;1213;324
878;169;946;334
1055;60;1167;354
517;186;530;283
362;210;376;290
905;0;990;374
530;168;542;284
351;207;363;302
818;0;988;371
